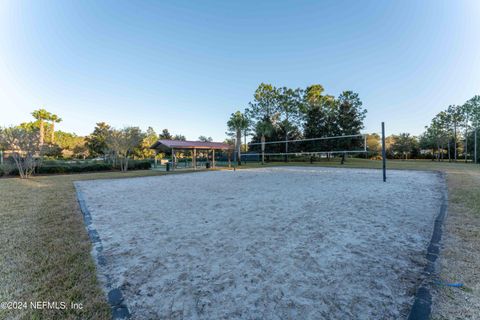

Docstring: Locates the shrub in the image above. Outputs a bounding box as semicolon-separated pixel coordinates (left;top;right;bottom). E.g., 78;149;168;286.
130;160;151;170
112;160;151;171
37;160;151;175
1;159;152;176
37;163;112;174
0;162;18;177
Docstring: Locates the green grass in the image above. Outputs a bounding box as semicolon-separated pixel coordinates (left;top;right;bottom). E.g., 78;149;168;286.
0;170;175;320
237;157;480;172
0;160;478;319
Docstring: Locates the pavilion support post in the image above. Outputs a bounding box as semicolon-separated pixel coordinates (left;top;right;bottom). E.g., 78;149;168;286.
212;149;216;168
154;150;158;168
193;148;197;170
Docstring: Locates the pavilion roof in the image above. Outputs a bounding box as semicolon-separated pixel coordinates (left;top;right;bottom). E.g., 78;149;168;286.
150;139;231;150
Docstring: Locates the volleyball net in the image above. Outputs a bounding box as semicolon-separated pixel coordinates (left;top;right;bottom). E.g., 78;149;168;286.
242;134;367;161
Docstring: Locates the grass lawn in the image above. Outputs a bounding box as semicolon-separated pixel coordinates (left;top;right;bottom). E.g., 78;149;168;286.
0;170;175;320
0;159;478;319
238;157;480;171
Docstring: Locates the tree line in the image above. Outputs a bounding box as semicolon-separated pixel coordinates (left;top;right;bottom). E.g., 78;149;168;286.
370;95;480;161
420;96;480;162
3;92;478;178
0;110;202;178
227;83;367;164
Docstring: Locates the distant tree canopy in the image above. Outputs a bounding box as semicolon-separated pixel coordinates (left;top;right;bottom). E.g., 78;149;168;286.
4;112;191;163
6;90;479;170
228;84;480;163
158;129;186;141
391;133;419;160
421;95;480;162
86;124;187;160
159;129;172;140
238;83;367;156
106;127;145;172
381;94;480;161
8;109;86;160
366;133;381;157
55;131;88;158
86;122;111;157
16;109;62;146
0;126;42;178
134;127;158;159
198;136;213;142
172;134;186;141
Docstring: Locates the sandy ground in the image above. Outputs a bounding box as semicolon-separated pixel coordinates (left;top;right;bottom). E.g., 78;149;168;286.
75;167;444;319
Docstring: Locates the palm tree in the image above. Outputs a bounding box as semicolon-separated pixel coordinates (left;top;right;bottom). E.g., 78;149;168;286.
31;108;52;145
255;120;274;165
49;113;62;144
227;111;249;165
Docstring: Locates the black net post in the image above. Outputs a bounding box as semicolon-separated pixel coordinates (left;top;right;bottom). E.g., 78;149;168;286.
475;127;478;164
382;122;386;182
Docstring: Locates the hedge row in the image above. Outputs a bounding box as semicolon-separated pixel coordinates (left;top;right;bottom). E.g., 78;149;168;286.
0;165;18;176
117;160;152;170
37;163;112;174
0;160;152;176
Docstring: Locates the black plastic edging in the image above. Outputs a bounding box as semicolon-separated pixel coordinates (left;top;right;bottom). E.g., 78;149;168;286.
408;172;448;320
75;184;131;319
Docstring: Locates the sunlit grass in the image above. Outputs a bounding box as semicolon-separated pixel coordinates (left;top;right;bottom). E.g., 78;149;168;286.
0;170;169;320
236;157;480;173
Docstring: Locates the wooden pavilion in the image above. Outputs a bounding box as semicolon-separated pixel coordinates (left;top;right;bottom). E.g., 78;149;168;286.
150;139;232;170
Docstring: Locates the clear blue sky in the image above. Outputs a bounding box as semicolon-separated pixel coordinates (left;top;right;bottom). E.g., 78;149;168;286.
1;1;479;141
